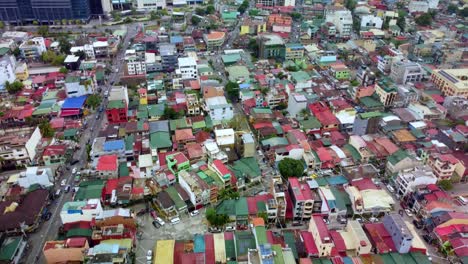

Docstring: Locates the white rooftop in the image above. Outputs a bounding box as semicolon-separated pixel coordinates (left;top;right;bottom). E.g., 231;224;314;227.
178;56;197;66
64;55;80;63
93;41;108;48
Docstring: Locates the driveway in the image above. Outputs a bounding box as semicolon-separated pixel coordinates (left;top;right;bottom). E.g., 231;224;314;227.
134;208;208;264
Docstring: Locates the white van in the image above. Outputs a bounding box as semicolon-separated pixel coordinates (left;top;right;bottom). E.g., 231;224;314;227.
387;185;395;193
170;217;180;225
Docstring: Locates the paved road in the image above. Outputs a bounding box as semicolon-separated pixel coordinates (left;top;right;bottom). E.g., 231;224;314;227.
23;24;138;264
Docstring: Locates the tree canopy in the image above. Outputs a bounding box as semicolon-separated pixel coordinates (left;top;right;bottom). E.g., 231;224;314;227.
39;121;55;138
5;81;24;94
225;81;240;101
238;0;249;14
206;208;229;227
162;106;180;120
415;13;432;26
438;179;453;191
38;25;49;37
278;158;304;179
86;94;102;110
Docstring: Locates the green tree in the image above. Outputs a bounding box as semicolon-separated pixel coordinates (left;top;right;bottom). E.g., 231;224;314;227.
238;0;249;14
0;21;4;29
278;158;304;179
5;81;24;94
12;47;20;57
150;11;159;20
290;12;302;21
38;25;49;37
59;37;72;54
59;67;68;74
460;7;468;17
218;189;240;200
86;94;102;109
345;0;356;11
206;5;215;14
225;81;240;101
195;7;205;16
51;54;65;66
415;13;432;26
191;16;201;25
438;179;453;191
61;19;67;25
32;20;39;25
397;10;406;30
447;4;458;14
123;17;133;23
39;121;55;138
350;80;360;86
162;106;179;119
206;208;229;227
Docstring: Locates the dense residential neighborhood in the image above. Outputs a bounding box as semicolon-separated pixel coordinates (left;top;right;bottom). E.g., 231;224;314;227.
0;0;467;263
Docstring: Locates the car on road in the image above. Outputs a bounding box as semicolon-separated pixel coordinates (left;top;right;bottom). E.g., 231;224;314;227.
170;217;180;225
72;167;77;175
60;179;67;186
413;219;423;229
152;220;161;228
405;209;413;217
146;250;153;261
64;185;71;193
189;210;199;217
104;91;109;97
96;114;100;120
209;226;221;233
70;159;79;165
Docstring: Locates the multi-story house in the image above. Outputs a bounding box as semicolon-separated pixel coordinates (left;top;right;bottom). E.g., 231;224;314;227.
42;144;69;166
209;159;233;189
359;15;383;30
390;59;424;84
159;43;178;72
290;71;312;92
240;18;267;35
178;170;211;208
186;93;201;115
426;153;459;181
393;165;437;196
166;152;190;177
93;41;110;57
125;49;146;76
19;37;46;60
0;57;16;86
287;93;308;119
375;79;398;107
205;96;234;125
308;215;334;257
383;213;414;253
17;166;54;189
60;199;103;224
344;220;372;255
106;86;129;124
268;180;287;222
325;6;353;39
0;127;41;166
95;154;119;179
288;178;313;222
177;57;198;80
257;34;285;60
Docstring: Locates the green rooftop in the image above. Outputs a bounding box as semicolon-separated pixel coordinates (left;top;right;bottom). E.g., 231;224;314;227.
291;71;311;83
170;118;190;131
222;53;241;65
119;162;129;177
148;103;165;117
150;131;172;149
283;231;298;259
166;186;186;211
235;197;248;216
107;100;126;109
387;149;409;166
74;180;106;201
251;108;273;115
65;76;80;83
359;111;383;119
66;228;93;238
299;117;322;130
272;244;285;264
231;158;261;181
360;96;384;109
254;226;268;244
0;237;22;261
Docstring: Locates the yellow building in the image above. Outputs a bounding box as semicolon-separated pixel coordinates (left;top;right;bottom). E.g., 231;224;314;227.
14;63;29;81
240;19;267;35
154;240;175;264
431;69;468;98
138;88;148;105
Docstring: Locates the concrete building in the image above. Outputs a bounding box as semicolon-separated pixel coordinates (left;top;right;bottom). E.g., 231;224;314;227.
125;49;146;76
0;127;41;166
43;238;89;264
136;0;167;10
390;59;424;84
393;165;437;196
284;43;304;61
360;15;383;30
64;75;95;97
308;215;334;256
17;166;54;189
177;57;198;80
257;34;285;60
159;43;178;72
375;79;398;107
203;31;225;50
426;153;459;181
93;41;109;57
205;96;234;124
288;178;313;222
408;1;429;13
0;57;16;87
383;213;414;253
287;93;308;118
60;199;103;225
19;37;46;60
178;170;210;208
344;220;372;255
325;6;353;39
431;69;468;98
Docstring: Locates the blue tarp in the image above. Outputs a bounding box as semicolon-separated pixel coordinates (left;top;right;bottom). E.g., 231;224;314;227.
170;35;183;44
62;95;87;109
326;175;348;185
103;140;125;151
239;83;250;89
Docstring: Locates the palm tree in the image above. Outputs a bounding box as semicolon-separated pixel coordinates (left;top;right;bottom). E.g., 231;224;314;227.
300;108;309;120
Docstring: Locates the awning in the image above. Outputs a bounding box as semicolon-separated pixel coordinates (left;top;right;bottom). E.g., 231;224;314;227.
60;109;81;117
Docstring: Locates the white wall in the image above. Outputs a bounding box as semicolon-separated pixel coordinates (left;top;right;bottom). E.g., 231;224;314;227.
26;127;42;161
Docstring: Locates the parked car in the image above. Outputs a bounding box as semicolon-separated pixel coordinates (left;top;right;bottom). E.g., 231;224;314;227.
72;167;77;175
152;221;160;229
209;226;221;233
170;217;180;225
155;217;165;226
146;250;152;261
405;209;413;217
64;185;71;193
70;160;79;165
225;226;235;232
189;210;199;217
60;179;67;186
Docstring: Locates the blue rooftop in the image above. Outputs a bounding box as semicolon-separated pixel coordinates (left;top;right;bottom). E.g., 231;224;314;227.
92;243;119;254
319;55;337;63
170;35;183;44
326;175;348;185
62;95;88;109
239;83;251;89
194;234;205;253
103;139;125;151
